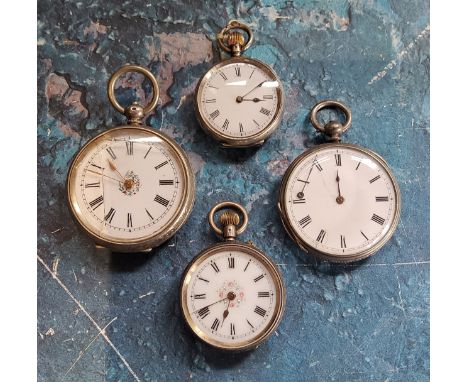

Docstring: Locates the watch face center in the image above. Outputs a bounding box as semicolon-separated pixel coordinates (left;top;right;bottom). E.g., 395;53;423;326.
227;291;236;300
218;280;245;307
119;171;141;196
124;179;133;190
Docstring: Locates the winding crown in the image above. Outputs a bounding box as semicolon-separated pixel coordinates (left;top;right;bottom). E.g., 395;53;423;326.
226;31;245;47
219;211;240;227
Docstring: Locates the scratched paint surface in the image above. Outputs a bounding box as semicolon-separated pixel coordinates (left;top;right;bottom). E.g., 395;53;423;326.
37;1;429;381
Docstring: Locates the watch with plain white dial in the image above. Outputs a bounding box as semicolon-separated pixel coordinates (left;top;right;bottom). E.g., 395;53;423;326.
278;100;401;262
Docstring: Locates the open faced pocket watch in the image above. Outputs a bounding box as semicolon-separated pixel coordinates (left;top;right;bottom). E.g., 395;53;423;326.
278;100;401;263
180;202;285;351
67;65;195;253
195;20;284;148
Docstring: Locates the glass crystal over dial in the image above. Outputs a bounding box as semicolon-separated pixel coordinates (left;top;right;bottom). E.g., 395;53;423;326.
181;245;284;350
188;250;276;342
281;144;400;259
196;58;283;142
68;127;191;246
180;202;285;350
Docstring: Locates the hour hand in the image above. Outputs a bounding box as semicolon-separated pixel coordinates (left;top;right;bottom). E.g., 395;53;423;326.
107;159;125;181
191;297;228;315
335;170;345;204
236;81;267;103
221;302;230;327
239;97;265;103
108;159;117;172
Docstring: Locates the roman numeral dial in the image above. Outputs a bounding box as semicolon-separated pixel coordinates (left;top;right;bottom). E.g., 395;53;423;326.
283;145;399;259
75;128;186;243
199;61;281;140
184;249;283;347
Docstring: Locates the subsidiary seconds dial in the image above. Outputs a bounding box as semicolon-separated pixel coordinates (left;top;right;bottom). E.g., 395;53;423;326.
280;144;400;261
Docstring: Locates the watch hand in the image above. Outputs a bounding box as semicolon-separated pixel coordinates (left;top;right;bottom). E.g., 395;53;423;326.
236;81;266;103
336;170;345;204
107;159;135;191
100;152;105;234
191;291;236;315
107;159;126;181
336;171;341;196
86;168;122;183
221;303;230;327
221;291;236;327
191;297;229;315
240;97;265;103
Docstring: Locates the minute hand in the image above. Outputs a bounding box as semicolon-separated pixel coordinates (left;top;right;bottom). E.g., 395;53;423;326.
86;168;122;183
191;297;228;315
239;81;266;99
241;97;265;102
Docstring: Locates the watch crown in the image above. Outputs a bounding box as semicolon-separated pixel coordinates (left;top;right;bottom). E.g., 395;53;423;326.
226;31;245;47
219;211;240;241
219;211;240;227
225;31;245;57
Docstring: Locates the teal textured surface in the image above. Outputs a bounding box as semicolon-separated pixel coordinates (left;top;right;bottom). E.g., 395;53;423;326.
37;1;430;381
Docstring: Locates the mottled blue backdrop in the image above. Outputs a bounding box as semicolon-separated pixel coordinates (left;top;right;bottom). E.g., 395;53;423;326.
37;1;430;381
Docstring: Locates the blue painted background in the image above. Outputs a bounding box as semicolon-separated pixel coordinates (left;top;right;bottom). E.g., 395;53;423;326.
37;1;429;381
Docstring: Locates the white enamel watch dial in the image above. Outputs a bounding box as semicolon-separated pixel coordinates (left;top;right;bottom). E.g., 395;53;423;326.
68;126;194;251
280;144;400;261
196;58;283;146
180;243;285;350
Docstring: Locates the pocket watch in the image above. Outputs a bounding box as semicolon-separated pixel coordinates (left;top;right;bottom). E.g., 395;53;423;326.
195;20;284;148
278;100;401;263
180;202;286;351
67;65;195;253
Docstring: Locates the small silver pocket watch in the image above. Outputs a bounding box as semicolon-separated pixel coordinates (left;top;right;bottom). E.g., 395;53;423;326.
180;202;286;351
67;65;196;253
278;100;401;263
195;20;284;148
